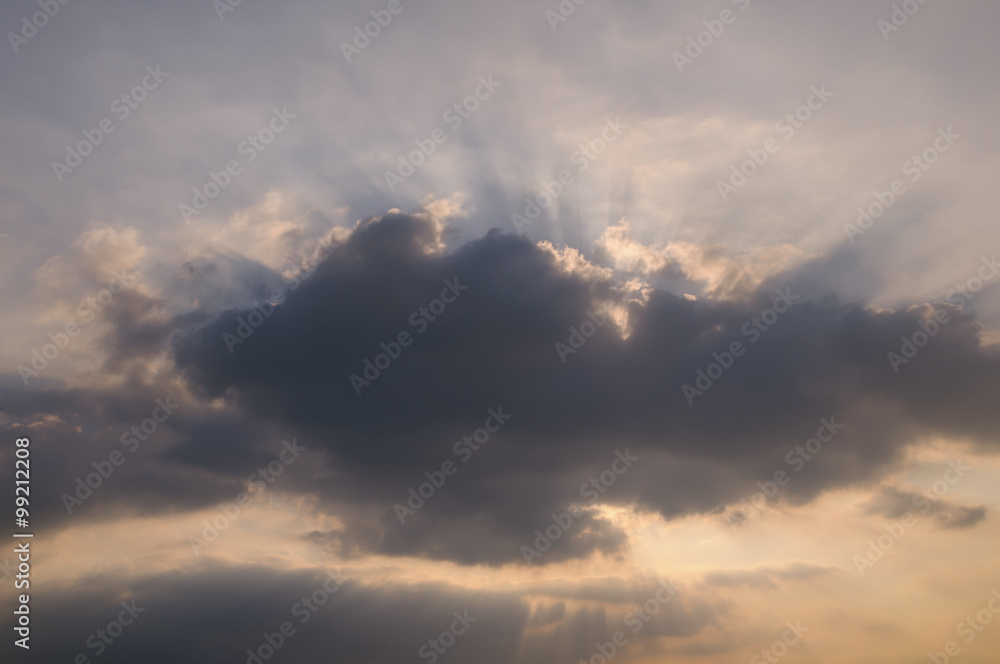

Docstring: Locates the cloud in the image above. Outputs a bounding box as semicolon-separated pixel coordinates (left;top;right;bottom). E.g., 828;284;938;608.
157;211;1000;565
593;220;816;300
701;563;837;589
3;209;998;569
0;562;719;664
865;486;988;530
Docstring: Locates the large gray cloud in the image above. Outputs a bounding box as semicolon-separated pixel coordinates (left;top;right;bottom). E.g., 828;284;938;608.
157;212;999;565
3;211;996;566
0;563;717;664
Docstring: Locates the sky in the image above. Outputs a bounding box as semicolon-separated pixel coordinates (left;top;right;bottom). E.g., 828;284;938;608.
1;0;999;662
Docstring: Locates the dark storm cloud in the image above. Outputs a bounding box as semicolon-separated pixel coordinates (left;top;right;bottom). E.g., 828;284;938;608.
1;564;525;664
161;211;1000;566
0;380;298;532
0;563;719;664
